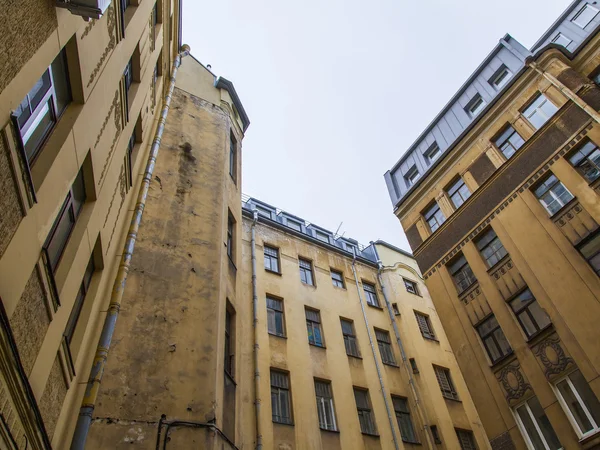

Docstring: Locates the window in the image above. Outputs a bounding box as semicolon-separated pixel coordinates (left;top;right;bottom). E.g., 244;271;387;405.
405;166;419;187
572;3;599;29
466;93;486;118
434;366;459;400
229;132;237;183
124;57;133;93
415;312;435;340
306;308;324;347
552;32;573;48
447;177;471;209
523;94;558;130
476;229;508;268
316;230;330;243
341;319;360;357
514;396;562;450
331;270;345;288
392;396;418;443
224;309;234;377
448;255;477;294
490;65;510;90
152;1;159;27
354;388;377;435
392;303;400;316
299;258;314;285
430;425;442;444
425;142;441;163
509;289;552;339
287;220;302;231
554;370;600;438
363;282;380;307
578;230;600;276
271;370;292;424
424;202;446;233
476;315;512;363
267;296;286;337
403;279;419;295
409;358;419;374
64;254;95;345
568;140;600;183
533;174;574;215
125;128;136;188
264;245;280;273
255;205;272;219
13;49;71;165
456;429;477;450
227;213;235;260
315;380;337;431
44;167;87;273
375;329;396;365
494;125;525;160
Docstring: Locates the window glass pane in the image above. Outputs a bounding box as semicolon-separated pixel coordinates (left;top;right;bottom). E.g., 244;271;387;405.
526;301;552;331
556;378;594;433
573;4;599;28
72;168;87;216
516;404;547;450
23;100;54;161
528;396;563;449
570;370;600;426
46;202;75;271
50;51;72;117
518;311;539;337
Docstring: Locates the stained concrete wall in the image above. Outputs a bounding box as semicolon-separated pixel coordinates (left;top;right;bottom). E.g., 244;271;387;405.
86;56;251;449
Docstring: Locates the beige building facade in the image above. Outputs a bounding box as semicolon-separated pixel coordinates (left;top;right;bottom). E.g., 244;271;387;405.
0;0;184;447
385;2;600;449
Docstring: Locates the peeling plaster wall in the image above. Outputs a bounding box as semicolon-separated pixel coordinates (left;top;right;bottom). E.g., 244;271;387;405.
87;80;249;448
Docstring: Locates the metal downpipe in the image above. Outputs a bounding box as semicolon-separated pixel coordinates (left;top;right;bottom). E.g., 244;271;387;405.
250;211;263;450
351;259;400;450
70;44;191;450
371;247;434;449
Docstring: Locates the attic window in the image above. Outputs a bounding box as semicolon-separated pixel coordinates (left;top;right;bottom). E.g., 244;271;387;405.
552;32;572;48
572;3;599;29
489;65;510;90
465;93;486;118
424;142;440;163
405;166;419;187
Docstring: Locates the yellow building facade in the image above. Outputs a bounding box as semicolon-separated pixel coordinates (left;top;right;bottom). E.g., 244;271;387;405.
0;0;183;447
385;4;600;449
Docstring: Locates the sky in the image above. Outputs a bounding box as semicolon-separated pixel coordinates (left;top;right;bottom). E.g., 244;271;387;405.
182;0;571;252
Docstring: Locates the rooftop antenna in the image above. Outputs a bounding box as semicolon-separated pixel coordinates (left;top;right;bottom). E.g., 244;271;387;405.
334;221;343;238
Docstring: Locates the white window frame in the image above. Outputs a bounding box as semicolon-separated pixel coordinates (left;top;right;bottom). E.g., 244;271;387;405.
466;93;486;118
552;33;573;48
523;94;558;130
405;166;419;187
425;142;441;163
315;381;337;431
572;3;599;29
512;399;563;450
553;371;600;439
490;65;511;90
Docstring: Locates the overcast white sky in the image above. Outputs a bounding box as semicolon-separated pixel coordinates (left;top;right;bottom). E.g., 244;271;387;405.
182;0;570;252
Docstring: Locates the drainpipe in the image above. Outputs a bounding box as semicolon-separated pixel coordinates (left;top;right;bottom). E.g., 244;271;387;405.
351;259;400;450
526;58;600;125
70;44;191;450
250;210;263;450
371;244;434;450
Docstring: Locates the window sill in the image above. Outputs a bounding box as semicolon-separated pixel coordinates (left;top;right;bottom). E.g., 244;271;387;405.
265;269;281;276
580;429;600;448
423;336;439;343
332;285;346;290
268;332;287;340
301;282;316;288
361;432;380;438
347;354;363;360
367;304;383;310
526;324;554;345
383;362;400;368
320;427;340;434
273;420;294;427
442;395;461;403
402;439;421;445
456;280;478;296
309;343;326;349
490;351;515;369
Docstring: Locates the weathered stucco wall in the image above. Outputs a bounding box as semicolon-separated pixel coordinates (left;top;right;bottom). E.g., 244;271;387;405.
87;80;244;448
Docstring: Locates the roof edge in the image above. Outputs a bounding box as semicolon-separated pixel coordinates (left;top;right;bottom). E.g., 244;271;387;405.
215;77;251;132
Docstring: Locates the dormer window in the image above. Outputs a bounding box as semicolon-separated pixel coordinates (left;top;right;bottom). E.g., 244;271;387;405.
465;93;486;118
287;220;302;232
572;3;599;29
489;65;510;90
552;33;573;49
405;166;419;187
425;142;440;163
316;231;329;243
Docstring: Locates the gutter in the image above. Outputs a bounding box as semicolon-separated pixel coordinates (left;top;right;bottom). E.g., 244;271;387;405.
70;44;191;450
250;211;263;450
